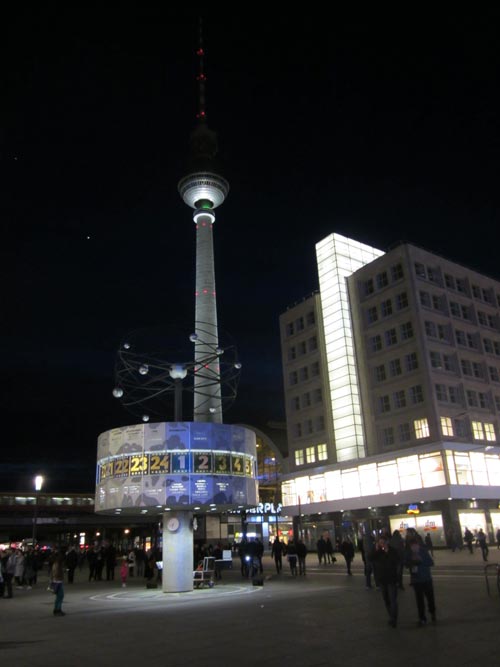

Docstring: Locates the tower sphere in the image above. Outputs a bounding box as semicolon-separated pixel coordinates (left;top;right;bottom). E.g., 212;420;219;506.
178;171;229;210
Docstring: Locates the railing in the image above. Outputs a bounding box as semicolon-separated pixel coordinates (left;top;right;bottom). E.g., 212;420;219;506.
484;563;500;596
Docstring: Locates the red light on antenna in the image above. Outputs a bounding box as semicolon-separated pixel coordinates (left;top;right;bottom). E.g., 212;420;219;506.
203;289;208;294
196;74;206;81
197;48;204;56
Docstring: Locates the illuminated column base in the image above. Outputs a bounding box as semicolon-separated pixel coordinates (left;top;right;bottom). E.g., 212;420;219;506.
162;510;193;593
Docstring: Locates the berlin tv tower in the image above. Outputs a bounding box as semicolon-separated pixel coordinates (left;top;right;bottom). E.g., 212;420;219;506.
178;21;229;424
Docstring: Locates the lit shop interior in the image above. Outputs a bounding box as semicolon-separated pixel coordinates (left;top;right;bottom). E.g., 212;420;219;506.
281;444;500;548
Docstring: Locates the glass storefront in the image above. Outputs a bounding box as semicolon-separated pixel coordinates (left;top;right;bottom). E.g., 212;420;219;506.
389;512;446;546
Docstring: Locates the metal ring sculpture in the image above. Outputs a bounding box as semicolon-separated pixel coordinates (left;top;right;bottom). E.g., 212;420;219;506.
112;323;241;422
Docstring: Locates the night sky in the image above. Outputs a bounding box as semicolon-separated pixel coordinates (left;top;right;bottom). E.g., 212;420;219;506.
2;6;499;491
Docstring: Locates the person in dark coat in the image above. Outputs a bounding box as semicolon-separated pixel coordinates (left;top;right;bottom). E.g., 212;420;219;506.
325;537;335;564
389;529;406;589
476;529;488;562
296;539;308;575
65;547;78;584
286;540;298;576
360;532;376;589
316;536;327;565
464;527;474;554
370;537;399;628
406;538;437;626
271;539;285;574
340;537;355;575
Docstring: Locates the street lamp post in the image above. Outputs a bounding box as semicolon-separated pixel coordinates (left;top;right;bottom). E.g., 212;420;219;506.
32;475;44;547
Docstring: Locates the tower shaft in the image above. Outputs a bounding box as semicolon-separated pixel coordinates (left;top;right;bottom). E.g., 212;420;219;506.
194;209;222;422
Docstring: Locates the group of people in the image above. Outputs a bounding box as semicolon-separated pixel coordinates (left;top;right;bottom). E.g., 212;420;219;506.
271;538;308;576
362;528;436;629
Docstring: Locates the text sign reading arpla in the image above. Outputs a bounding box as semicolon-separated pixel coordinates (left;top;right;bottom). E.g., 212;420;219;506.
248;502;283;515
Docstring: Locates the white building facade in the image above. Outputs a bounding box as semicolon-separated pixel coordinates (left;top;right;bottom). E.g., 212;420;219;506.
280;234;500;547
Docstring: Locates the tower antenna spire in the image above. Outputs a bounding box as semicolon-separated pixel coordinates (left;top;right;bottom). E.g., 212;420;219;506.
196;16;207;121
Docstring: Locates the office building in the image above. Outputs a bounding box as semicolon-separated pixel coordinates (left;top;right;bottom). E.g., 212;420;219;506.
280;234;500;546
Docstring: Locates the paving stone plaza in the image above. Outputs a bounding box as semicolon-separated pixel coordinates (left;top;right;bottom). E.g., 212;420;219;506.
2;549;498;666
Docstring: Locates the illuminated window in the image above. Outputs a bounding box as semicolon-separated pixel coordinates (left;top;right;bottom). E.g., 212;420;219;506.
440;417;454;437
414;418;430;439
306;446;316;464
484;423;496;442
472;421;484;440
295;450;304;465
317;443;328;461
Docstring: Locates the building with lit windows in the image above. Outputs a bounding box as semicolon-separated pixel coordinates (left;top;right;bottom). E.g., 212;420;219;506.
280;234;500;548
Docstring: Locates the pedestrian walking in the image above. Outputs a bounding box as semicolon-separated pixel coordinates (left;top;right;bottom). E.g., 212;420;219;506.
296;539;308;575
389;530;405;589
287;540;298;576
120;556;128;587
271;539;285;574
406;538;436;626
316;536;327;565
51;552;66;616
424;533;434;557
340;537;355;576
464;528;474;554
476;529;488;562
370;537;399;628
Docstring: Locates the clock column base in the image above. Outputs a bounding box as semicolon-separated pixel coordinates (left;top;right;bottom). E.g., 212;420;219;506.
162;510;194;593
